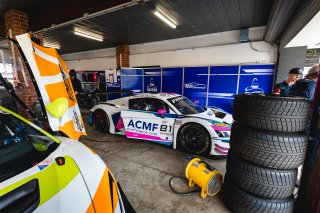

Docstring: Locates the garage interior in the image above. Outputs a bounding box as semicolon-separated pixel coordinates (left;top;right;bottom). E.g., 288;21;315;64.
0;0;320;212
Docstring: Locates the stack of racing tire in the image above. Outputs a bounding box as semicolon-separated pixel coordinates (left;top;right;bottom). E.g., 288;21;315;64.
221;94;310;213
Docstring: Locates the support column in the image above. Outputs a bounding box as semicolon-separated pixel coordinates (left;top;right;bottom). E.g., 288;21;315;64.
4;9;37;115
116;44;130;67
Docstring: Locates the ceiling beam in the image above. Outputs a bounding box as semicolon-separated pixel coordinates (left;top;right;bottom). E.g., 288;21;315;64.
263;0;301;44
29;0;134;32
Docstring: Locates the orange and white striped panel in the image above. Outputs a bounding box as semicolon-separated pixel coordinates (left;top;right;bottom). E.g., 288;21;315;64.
16;33;86;140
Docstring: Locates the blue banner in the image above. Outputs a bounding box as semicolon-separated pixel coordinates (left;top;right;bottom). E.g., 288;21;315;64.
208;66;238;113
162;67;183;94
238;64;275;95
144;68;161;94
106;69;121;100
183;66;209;106
121;68;144;94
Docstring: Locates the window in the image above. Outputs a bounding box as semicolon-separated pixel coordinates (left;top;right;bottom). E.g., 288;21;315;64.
129;98;169;112
0;63;13;80
0;111;59;182
168;96;205;115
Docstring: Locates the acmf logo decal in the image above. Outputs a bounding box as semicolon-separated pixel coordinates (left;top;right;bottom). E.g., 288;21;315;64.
128;119;158;131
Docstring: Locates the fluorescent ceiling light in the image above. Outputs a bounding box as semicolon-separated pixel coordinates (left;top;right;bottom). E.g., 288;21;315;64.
154;10;177;29
74;27;103;41
43;42;60;49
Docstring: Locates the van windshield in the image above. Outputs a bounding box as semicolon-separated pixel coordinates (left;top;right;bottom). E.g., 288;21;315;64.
0;111;59;182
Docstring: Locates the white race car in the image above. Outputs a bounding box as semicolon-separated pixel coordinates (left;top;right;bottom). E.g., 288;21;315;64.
89;93;233;156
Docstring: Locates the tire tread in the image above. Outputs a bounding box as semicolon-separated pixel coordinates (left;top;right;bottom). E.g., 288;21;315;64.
230;122;308;169
233;95;311;132
226;152;297;199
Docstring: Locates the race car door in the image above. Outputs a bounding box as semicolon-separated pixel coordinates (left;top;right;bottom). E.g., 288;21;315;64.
121;98;176;145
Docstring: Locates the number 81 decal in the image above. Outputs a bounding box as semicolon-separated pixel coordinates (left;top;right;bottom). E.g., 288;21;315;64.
160;125;172;132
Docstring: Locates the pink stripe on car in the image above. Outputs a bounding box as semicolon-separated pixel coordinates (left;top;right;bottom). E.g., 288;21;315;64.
126;131;171;142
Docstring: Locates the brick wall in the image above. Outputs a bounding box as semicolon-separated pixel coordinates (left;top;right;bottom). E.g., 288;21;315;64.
4;9;37;118
116;44;129;67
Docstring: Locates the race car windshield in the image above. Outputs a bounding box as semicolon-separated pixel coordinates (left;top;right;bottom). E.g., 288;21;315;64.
168;96;205;115
0;112;59;182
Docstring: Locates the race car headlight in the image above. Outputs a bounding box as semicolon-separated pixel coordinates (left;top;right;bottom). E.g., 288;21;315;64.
216;130;230;138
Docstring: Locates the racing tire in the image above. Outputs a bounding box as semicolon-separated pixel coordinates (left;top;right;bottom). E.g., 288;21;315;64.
233;94;311;132
226;151;297;199
93;109;110;133
177;123;211;155
230;122;308;169
220;182;294;213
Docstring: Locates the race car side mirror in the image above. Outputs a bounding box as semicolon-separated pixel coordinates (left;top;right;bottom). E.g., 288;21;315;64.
46;97;68;118
157;109;167;118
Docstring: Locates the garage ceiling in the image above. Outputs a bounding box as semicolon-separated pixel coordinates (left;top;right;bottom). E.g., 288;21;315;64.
1;0;274;54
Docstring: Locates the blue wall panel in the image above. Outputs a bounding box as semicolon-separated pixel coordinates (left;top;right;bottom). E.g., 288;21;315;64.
183;66;209;106
106;69;121;100
162;67;183;94
208;66;238;113
121;68;143;94
238;64;275;94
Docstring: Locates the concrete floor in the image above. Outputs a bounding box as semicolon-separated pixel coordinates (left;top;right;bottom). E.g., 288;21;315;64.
80;114;230;213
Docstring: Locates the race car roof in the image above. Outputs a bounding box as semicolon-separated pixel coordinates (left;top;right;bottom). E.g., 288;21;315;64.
105;93;181;107
133;93;181;100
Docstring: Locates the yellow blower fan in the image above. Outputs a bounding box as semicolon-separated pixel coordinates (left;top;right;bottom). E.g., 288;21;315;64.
185;158;223;199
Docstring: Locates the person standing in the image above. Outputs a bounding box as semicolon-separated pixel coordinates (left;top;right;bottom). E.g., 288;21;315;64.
274;67;303;95
289;64;319;102
69;69;82;95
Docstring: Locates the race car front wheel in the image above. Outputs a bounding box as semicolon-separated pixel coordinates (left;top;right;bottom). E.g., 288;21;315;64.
93;109;110;133
178;123;210;154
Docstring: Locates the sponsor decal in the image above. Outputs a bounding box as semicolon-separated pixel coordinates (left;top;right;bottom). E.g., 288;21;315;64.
72;110;84;132
175;120;183;126
38;165;48;171
128;119;158;131
244;78;264;94
42;158;54;164
107;82;120;88
126;119;173;136
170;96;184;104
215;123;228;127
146;78;158;93
37;158;53;171
59;64;76;103
184;82;206;89
211;125;231;131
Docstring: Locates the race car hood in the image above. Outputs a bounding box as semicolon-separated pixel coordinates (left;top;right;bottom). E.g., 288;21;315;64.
0;138;129;212
0;140;93;212
188;107;233;125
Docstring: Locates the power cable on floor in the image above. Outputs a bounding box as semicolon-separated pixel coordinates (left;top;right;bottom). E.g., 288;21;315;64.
169;176;200;195
81;136;123;143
